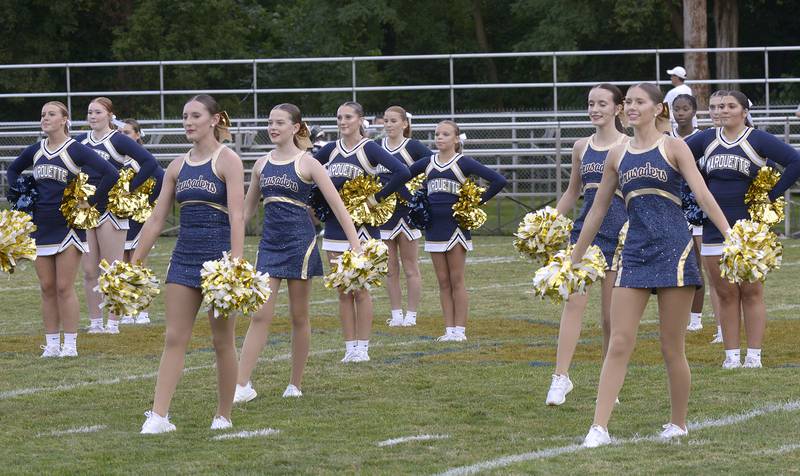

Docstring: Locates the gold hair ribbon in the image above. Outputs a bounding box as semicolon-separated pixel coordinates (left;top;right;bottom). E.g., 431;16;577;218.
659;102;671;120
297;122;310;138
218;111;232;129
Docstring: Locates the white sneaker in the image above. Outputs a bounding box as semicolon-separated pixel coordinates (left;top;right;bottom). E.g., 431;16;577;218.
120;315;135;325
210;415;232;430
545;374;574;406
686;321;703;332
59;344;77;358
743;356;762;368
451;333;467;342
583;425;611;448
134;312;151;325
659;423;688;440
350;350;370;362
233;382;258;403
87;323;105;334
341;351;358;363
435;333;454;342
282;384;303;398
722;357;742;369
710;333;723;344
387;317;404;327
402;315;417;327
140;411;176;434
104;323;120;335
40;344;61;358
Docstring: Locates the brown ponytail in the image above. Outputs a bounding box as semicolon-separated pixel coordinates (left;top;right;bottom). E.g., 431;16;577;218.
187;94;232;142
273;103;312;149
591;83;625;133
385;105;412;137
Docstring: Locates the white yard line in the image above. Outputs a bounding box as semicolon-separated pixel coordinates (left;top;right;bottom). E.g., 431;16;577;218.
377;434;450;447
211;428;280;441
36;424;107;437
757;443;800;455
437;400;800;475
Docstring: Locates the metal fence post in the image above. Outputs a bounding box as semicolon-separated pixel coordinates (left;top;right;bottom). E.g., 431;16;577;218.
252;60;258;120
65;65;71;113
655;50;660;84
764;48;770;112
449;56;455;119
159;62;165;123
352;58;357;101
553;53;562;201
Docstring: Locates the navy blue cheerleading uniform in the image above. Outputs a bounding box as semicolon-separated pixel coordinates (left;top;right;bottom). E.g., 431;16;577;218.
313;138;410;251
670;128;704;237
255;151;323;280
615;136;701;289
6;139;119;256
166;146;230;289
76;130;159;231
124;165;165;251
375;137;433;241
408;153;507;252
686;127;800;254
569;135;628;270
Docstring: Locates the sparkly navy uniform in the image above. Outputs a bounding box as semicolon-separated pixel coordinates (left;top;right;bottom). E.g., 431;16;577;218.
255;152;323;279
166;146;230;288
686;127;800;254
408;153;507;252
124;165;164;251
569;135;628;269
76;130;159;231
313;138;410;251
6;139;119;256
615;136;701;289
375;137;432;240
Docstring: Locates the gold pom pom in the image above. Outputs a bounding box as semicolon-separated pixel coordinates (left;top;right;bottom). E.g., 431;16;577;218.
532;245;606;304
107;168;138;218
398;173;426;205
0;210;37;274
200;252;271;319
720;219;782;283
611;221;629;271
130;177;157;223
452;178;487;230
340;174;396;226
60;173;100;229
745;166;785;226
512;206;573;263
324;239;389;293
95;259;160;316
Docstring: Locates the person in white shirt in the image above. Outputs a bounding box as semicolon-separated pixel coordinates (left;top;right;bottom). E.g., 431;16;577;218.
664;66;696;128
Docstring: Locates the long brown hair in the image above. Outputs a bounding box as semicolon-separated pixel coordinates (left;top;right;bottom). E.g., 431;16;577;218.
123;118;144;144
340;101;366;136
631;83;671;133
272;103;312;149
384;105;411;138
591;84;625;133
187;94;232;142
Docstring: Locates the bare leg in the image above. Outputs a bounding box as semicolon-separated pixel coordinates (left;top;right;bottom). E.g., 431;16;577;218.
353;288;374;340
445;246;468;327
328;251;356;341
740;281;766;349
593;287;650;428
151;284;201;417
95;221;127;324
430;252;454;328
82;228;102;320
209;309;238;420
657;287;694;429
54;248;83;334
398;235;422;312
553;292;590;375
237;277;282;386
287;279;312;388
35;256;59;334
690;237;705;314
599;271;616;359
704;256;741;350
384;238;402;312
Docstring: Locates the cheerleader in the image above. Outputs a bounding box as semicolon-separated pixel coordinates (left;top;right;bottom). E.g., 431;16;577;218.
313;101;410;363
75;98;159;335
685;91;800;369
377;106;433;327
705;90;728;343
6;102;119;357
407;120;506;341
546;84;628;406
118;119;165;325
670;94;706;332
135;95;244;434
234;103;362;402
574;83;731;447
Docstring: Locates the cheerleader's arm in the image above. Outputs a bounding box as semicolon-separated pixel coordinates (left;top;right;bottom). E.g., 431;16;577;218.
243;156;267;224
302;154;362;252
113;133;159;190
750;130;800;200
5;144;36;187
365;141;411;201
217;148;245;259
555;137;586;215
72;142;119;207
132;157;178;263
459;156;507;204
570;145;622;263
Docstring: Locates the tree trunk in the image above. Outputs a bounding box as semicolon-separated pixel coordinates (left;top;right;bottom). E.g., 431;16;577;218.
683;0;710;110
471;0;501;107
714;0;739;90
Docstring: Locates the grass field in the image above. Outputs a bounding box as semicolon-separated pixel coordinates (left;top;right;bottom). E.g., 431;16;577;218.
2;236;800;474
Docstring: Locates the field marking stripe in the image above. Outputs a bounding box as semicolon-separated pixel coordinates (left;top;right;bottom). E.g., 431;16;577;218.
36;424;107;437
377;434;450;447
211;428;280;441
0;339;425;401
436;399;800;475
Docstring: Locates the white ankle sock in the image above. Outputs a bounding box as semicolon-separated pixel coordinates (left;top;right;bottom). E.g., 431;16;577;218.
405;311;417;321
90;318;103;327
63;333;77;347
716;325;722;336
747;348;761;359
106;319;119;328
391;309;403;320
690;312;701;323
445;326;456;336
345;340;357;353
725;349;741;361
357;340;369;352
454;326;466;336
45;333;60;347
